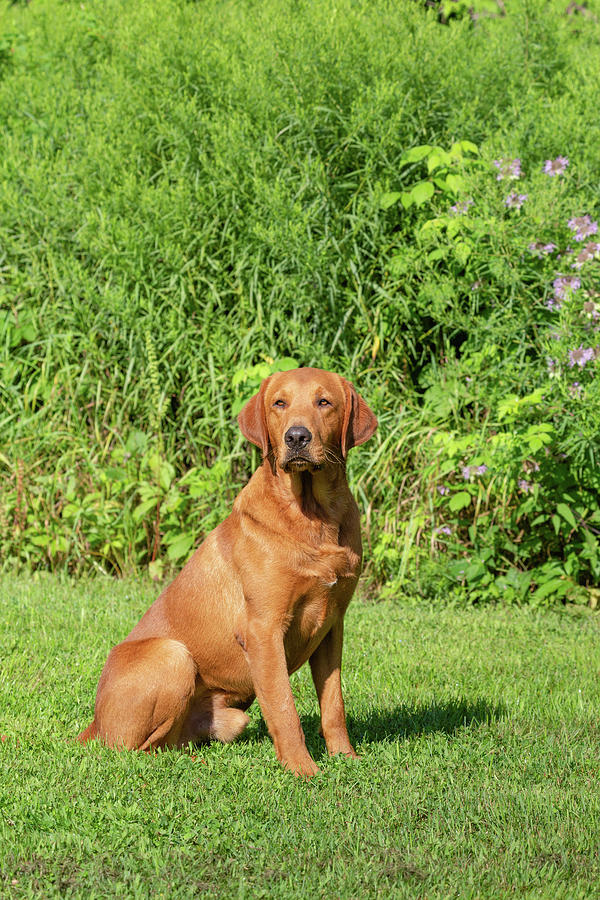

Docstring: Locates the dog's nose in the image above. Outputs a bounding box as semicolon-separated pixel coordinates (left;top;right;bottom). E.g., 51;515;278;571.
285;426;312;451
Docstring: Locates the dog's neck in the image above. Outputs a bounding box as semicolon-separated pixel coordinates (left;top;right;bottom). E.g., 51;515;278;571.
263;459;350;527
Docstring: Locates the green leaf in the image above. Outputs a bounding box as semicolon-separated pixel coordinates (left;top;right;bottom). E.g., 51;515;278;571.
400;191;414;209
552;514;561;535
556;503;577;529
427;248;448;262
419;217;448;237
427;150;450;173
400;145;432;165
125;430;148;453
379;191;402;210
449;491;471;512
50;536;69;554
445;173;466;193
453;241;472;265
410;181;435;206
531;514;548;527
148;559;164;581
465;561;486;583
453;140;479;156
102;466;129;483
133;497;159;521
165;533;195;561
273;357;299;372
447;219;461;240
159;461;175;492
532;578;569;602
61;503;80;518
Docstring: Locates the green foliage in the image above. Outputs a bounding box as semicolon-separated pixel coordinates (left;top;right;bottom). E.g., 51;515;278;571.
376;143;600;605
1;0;600;603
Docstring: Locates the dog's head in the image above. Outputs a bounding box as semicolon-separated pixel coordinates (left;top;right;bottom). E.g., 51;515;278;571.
238;367;377;473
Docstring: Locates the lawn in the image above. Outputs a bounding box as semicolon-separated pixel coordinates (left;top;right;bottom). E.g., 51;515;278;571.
1;575;599;898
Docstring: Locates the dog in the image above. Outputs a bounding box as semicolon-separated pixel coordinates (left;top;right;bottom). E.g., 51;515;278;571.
78;367;377;776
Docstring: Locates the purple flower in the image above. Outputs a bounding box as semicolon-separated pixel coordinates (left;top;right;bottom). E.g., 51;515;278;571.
505;192;528;210
462;464;487;480
437;485;450;495
493;158;522;180
449;198;474;216
553;275;581;299
567;215;599;242
518;479;533;493
547;357;558;375
529;241;557;257
572;242;600;269
583;300;599;319
543;157;569;176
569;382;583;397
546;296;563;311
435;526;452;536
568;345;595;368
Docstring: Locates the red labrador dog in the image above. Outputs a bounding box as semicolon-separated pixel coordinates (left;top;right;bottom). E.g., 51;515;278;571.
78;367;377;776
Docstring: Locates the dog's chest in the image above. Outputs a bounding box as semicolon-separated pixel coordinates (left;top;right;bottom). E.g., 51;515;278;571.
283;587;335;672
283;552;358;672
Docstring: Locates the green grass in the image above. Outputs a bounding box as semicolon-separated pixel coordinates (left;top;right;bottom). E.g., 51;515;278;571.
1;575;599;898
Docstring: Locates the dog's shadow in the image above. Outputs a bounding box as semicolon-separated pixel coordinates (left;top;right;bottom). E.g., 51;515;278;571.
238;697;505;756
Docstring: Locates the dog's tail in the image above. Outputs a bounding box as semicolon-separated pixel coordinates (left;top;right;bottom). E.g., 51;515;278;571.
77;720;98;744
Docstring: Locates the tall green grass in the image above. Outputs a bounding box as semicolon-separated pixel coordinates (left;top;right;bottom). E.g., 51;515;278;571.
1;0;600;598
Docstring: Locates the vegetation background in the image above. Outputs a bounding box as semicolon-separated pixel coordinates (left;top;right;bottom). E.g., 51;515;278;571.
2;0;600;603
2;3;600;897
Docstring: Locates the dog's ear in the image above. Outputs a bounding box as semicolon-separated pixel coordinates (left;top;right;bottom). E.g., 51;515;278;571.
237;380;271;458
340;378;378;458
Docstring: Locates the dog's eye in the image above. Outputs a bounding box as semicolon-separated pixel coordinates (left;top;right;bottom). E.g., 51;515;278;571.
273;399;287;408
317;398;331;408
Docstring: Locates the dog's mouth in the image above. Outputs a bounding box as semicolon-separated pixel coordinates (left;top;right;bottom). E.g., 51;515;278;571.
281;455;322;473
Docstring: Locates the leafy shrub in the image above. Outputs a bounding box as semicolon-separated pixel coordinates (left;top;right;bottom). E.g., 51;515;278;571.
1;0;600;604
373;148;600;605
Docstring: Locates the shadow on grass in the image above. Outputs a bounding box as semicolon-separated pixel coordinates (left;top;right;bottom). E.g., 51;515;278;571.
346;697;506;744
238;697;506;755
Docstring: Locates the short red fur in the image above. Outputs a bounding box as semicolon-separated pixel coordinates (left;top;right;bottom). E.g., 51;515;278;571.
78;367;377;776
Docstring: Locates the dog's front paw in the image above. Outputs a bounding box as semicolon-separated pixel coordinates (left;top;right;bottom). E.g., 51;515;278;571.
282;752;321;778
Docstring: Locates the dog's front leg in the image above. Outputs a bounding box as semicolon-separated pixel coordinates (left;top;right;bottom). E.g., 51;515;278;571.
246;618;320;777
309;618;358;759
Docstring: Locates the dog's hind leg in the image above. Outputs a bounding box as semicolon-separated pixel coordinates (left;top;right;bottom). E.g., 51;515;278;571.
92;637;197;751
179;692;250;746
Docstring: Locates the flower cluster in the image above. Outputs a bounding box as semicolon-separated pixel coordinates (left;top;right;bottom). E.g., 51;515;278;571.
571;242;600;269
529;241;557;257
493;158;521;181
568;345;596;368
553;275;581;299
546;275;580;310
583;300;599;319
505;191;527;210
462;464;488;480
543;157;569;176
450;198;474;216
567;215;598;242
